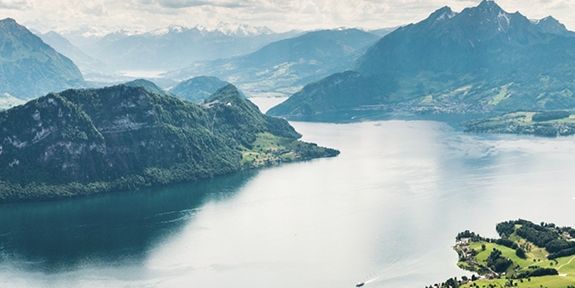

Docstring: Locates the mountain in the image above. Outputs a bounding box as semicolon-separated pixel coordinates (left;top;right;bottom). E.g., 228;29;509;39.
38;31;105;74
69;25;301;71
170;76;244;103
123;79;169;96
268;1;575;121
0;18;85;99
0;84;338;203
533;16;574;36
122;78;232;101
369;27;398;37
0;93;25;110
167;29;380;97
204;22;275;37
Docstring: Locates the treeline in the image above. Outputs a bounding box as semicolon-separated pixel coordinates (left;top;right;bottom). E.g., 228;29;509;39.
513;267;558;278
496;219;575;259
0;161;239;202
531;111;572;122
456;230;484;242
486;248;512;273
456;230;526;259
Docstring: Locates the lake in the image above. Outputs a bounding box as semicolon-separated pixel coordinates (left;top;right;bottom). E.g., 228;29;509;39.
1;98;575;288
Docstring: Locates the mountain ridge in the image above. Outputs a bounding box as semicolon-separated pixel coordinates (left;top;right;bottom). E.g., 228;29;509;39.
0;83;338;203
0;18;85;99
268;1;575;121
170;76;242;103
168;28;380;97
68;25;301;71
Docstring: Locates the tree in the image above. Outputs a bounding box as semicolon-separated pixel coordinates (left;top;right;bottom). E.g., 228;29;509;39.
515;248;526;259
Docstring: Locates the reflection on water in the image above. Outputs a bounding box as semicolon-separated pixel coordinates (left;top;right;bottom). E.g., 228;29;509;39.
1;100;575;287
0;171;257;271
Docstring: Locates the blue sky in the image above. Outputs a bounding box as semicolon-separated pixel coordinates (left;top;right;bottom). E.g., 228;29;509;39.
0;0;573;35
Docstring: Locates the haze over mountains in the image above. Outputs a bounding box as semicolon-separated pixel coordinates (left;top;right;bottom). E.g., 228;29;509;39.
38;31;104;75
64;25;302;72
4;0;575;137
168;28;383;97
0;18;84;101
0;13;397;110
269;0;575;121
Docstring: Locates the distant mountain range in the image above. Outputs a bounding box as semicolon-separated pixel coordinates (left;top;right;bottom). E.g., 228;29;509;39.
167;29;382;97
0;18;85;100
38;31;104;74
65;25;302;71
0;83;338;203
268;1;575;121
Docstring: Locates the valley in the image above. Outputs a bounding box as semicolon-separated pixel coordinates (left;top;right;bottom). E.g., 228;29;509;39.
2;1;575;287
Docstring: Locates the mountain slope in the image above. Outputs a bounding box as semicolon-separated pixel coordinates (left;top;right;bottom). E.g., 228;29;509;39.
0;84;338;202
170;76;242;103
38;31;104;74
168;29;380;97
123;79;169;96
0;18;85;99
269;1;575;120
533;16;574;36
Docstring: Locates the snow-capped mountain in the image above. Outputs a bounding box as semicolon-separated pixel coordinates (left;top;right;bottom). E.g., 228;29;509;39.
65;24;299;71
146;23;274;37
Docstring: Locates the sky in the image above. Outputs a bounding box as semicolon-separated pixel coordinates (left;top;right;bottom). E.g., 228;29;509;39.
0;0;573;35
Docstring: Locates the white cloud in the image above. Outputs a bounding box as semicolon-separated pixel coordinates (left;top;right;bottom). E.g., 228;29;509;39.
151;0;252;9
0;0;31;10
1;0;574;34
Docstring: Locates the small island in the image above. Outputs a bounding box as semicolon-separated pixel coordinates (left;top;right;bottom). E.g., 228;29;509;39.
432;220;575;288
465;112;575;137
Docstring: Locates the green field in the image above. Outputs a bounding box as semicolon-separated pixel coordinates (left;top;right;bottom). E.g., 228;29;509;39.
241;132;299;167
461;241;575;287
463;275;575;288
450;220;575;288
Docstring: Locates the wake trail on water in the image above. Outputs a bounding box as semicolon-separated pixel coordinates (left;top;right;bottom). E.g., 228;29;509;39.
364;277;379;284
355;256;426;287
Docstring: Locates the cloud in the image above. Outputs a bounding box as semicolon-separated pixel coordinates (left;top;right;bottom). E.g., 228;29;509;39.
6;0;575;36
139;0;252;9
0;0;31;10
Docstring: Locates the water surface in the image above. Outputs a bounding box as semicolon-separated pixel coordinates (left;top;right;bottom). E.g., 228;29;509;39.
1;98;575;287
